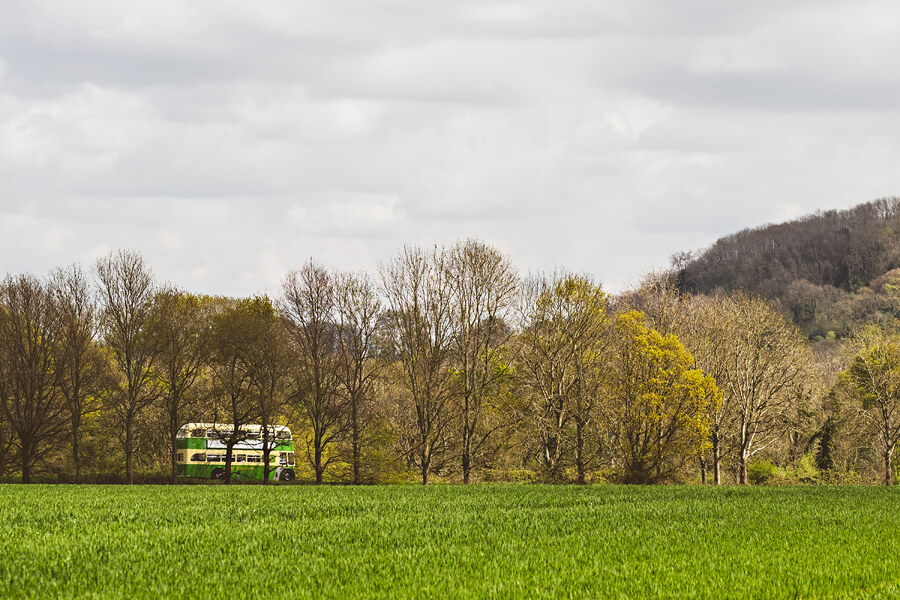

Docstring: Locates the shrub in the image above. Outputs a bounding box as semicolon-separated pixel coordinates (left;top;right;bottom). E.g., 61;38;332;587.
747;459;777;485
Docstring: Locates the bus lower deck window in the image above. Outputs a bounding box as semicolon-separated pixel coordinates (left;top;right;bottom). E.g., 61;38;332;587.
191;453;206;462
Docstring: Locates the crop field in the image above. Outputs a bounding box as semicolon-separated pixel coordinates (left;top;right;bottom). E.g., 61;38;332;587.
1;485;899;599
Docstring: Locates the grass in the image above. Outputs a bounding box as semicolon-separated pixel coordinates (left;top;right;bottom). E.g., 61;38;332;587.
1;484;899;599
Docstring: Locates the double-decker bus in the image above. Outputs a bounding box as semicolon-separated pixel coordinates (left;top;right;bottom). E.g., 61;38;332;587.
175;423;296;481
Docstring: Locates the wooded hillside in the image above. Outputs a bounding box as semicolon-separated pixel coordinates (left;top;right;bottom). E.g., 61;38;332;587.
674;197;900;338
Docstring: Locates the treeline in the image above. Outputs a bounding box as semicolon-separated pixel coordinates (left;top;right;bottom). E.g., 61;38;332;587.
1;243;898;485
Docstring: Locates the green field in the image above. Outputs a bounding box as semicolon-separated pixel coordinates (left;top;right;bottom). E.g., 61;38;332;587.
2;484;899;599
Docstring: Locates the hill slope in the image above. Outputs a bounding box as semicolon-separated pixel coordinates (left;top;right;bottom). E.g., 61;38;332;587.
674;197;900;338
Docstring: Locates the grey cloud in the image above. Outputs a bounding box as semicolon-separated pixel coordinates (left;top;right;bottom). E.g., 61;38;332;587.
2;0;900;296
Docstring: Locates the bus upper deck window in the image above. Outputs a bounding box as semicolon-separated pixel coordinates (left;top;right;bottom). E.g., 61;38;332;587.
191;429;205;438
276;431;291;440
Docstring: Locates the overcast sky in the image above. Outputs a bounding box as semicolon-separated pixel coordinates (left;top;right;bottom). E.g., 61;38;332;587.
2;0;900;295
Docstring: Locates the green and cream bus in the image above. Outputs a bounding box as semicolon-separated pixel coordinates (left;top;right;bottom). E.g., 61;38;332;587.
175;423;296;481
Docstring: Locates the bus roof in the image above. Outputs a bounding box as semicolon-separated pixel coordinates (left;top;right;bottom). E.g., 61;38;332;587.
178;423;292;435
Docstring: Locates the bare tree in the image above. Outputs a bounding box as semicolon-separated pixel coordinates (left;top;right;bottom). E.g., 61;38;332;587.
244;300;291;484
208;297;264;484
714;293;812;485
334;271;384;484
0;274;68;483
96;250;161;484
151;288;213;484
282;263;345;485
446;239;519;483
680;294;738;485
49;264;108;484
380;245;455;484
517;272;610;482
621;272;687;336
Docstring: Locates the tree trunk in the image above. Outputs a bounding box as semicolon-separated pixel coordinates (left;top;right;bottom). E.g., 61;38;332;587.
788;431;800;464
575;419;586;484
314;443;324;485
72;420;82;484
21;439;34;483
421;446;429;485
884;448;894;486
170;437;178;485
462;407;472;484
125;418;134;485
712;431;721;486
699;456;707;484
544;434;559;480
461;446;472;484
224;443;234;485
461;395;473;484
739;449;749;485
170;413;178;485
168;394;182;485
262;426;271;485
351;399;361;485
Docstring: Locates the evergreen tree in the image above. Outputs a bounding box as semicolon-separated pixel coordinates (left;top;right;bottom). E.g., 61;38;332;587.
816;417;837;472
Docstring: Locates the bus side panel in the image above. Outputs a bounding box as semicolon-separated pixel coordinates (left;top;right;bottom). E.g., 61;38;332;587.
179;464;266;480
233;465;264;480
178;464;211;478
228;464;285;480
176;458;290;480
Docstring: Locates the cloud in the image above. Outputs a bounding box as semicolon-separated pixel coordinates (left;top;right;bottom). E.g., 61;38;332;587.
1;0;900;295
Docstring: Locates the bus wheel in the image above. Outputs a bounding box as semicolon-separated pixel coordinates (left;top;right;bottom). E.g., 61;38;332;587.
281;470;295;482
211;468;225;480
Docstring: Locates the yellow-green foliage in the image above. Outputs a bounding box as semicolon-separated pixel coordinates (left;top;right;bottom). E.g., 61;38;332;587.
847;336;900;410
610;311;720;483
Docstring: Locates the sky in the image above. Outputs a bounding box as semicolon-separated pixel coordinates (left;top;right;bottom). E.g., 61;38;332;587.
2;0;900;296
